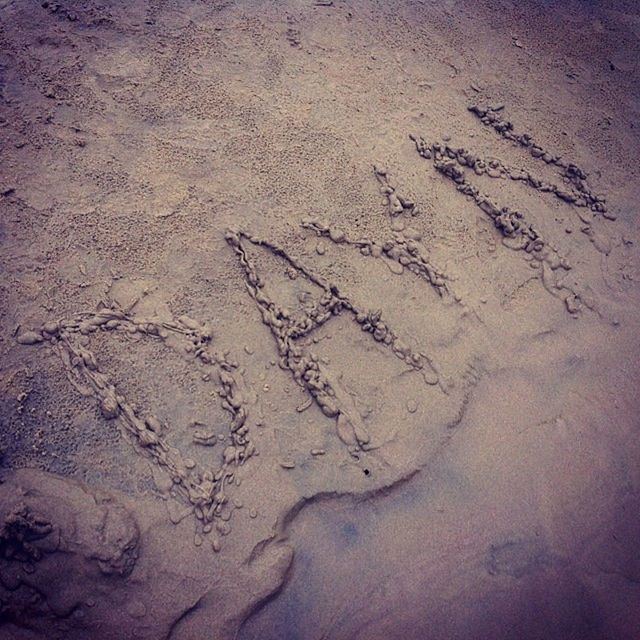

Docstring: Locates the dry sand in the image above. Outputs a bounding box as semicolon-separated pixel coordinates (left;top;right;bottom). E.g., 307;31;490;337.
1;0;639;638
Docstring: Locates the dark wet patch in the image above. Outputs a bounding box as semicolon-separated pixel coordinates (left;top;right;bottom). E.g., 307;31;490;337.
486;538;551;578
341;521;358;544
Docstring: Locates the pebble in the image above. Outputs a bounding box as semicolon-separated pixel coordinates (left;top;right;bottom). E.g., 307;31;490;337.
127;600;147;618
565;294;582;314
385;260;404;275
371;244;382;258
42;321;59;334
145;415;162;433
406;400;418;414
423;369;439;385
17;331;43;345
100;396;120;420
316;242;326;255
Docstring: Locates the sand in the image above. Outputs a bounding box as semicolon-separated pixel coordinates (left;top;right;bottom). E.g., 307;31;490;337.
1;0;639;638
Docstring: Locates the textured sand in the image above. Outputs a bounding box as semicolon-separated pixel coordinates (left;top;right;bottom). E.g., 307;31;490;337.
1;1;639;638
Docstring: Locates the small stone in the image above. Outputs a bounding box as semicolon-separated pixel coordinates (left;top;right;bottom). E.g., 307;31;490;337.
216;521;231;536
126;600;147;619
17;331;43;345
316;241;326;255
406;400;418;414
423;370;439;385
565;294;581;314
100;396;119;420
42;321;59;334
